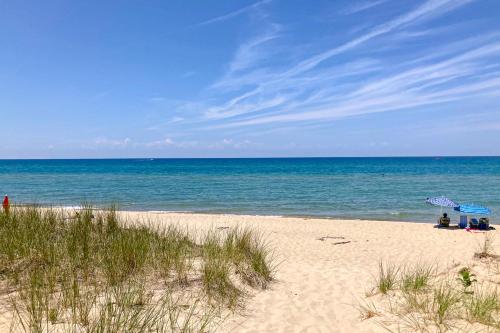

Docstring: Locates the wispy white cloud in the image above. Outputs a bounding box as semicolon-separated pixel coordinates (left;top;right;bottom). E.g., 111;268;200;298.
286;0;475;76
144;137;174;147
94;137;132;147
207;0;477;99
227;24;281;74
149;97;166;103
169;116;185;123
206;138;253;149
86;137;198;150
216;56;500;128
161;0;499;144
194;0;270;27
141;137;253;150
341;0;389;15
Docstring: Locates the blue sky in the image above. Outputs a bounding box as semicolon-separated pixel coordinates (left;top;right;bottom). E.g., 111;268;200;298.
1;0;500;158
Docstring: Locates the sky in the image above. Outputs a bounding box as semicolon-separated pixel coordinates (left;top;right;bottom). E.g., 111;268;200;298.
1;0;500;158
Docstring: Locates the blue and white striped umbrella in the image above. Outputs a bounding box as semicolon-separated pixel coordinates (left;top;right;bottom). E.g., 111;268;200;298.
454;204;491;215
425;196;459;208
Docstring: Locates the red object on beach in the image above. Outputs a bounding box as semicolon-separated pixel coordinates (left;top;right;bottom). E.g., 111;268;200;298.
2;195;9;211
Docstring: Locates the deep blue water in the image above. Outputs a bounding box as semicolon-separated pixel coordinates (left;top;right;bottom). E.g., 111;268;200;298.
0;157;498;222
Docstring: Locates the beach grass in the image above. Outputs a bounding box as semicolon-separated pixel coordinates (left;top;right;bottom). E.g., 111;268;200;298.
400;263;433;293
0;205;275;332
375;261;399;295
474;233;497;259
463;286;500;327
366;260;500;332
431;283;461;325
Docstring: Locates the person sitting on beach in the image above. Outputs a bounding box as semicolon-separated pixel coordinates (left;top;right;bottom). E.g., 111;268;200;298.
439;212;450;227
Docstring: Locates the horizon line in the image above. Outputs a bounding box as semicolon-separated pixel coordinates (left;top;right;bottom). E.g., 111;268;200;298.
0;155;499;161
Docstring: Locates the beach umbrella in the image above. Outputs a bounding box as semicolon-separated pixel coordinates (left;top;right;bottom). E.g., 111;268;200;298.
454;204;491;215
425;196;459;208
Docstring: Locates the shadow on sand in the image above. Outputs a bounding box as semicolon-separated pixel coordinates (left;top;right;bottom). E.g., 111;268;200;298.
433;225;496;231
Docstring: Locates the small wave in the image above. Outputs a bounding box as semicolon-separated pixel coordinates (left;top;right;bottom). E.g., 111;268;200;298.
147;210;194;214
51;205;85;210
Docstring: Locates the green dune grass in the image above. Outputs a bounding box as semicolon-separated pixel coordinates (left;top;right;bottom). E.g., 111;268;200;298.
0;206;275;332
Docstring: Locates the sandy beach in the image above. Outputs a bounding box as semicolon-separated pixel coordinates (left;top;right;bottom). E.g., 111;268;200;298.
114;211;499;333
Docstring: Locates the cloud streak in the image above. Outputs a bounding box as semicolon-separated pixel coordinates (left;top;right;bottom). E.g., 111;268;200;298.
286;0;475;76
168;0;500;141
341;0;389;15
194;0;270;27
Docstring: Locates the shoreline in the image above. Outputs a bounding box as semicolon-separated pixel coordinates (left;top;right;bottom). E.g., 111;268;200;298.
14;203;439;224
142;209;435;225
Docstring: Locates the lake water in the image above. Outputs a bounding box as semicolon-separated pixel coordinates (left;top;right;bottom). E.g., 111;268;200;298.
0;157;498;222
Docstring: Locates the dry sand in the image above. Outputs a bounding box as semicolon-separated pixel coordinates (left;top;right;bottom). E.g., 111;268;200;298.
117;211;499;333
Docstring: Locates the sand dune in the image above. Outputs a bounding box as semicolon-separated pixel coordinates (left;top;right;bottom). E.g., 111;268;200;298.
1;210;495;332
118;212;498;332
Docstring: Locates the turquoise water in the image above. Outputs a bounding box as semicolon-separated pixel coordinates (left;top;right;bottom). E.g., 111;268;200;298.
0;157;498;222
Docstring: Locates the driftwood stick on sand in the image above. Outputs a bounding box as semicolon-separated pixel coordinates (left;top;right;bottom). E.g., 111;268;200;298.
332;241;351;245
317;236;345;241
